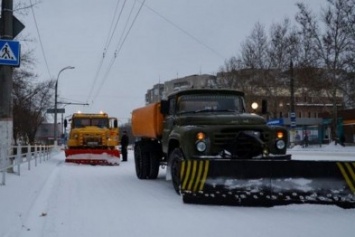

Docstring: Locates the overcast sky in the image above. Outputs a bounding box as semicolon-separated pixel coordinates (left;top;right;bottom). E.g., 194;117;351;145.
18;0;325;125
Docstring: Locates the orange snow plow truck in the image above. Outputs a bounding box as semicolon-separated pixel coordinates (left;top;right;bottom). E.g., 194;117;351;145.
131;88;355;208
64;112;120;165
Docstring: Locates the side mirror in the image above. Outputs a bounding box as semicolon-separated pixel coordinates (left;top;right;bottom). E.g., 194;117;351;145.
160;100;169;115
113;119;118;128
64;119;68;128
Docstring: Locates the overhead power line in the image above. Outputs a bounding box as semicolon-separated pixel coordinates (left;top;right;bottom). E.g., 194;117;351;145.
88;0;222;106
142;2;225;60
104;0;127;52
86;0;128;104
29;0;52;79
90;0;146;103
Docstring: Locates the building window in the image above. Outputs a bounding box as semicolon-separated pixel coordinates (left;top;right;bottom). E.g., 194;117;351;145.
173;81;190;90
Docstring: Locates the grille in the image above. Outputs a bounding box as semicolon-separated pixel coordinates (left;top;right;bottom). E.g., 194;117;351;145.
83;135;102;146
214;128;270;159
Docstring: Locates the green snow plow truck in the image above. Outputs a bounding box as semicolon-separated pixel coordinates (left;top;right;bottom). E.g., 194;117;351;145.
131;88;355;208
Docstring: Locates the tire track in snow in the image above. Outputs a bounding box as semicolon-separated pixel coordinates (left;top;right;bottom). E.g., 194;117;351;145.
15;160;64;237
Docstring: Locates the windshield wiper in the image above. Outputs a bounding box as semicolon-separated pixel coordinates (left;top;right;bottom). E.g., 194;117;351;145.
178;109;239;115
213;109;239;113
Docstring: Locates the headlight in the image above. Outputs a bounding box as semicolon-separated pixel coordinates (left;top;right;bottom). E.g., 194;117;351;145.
196;141;207;152
276;140;286;150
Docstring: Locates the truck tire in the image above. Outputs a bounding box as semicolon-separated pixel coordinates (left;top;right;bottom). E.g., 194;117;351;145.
169;148;184;194
148;151;160;179
134;143;150;179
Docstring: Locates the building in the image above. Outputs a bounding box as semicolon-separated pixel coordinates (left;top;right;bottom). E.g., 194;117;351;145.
163;74;218;97
35;123;62;145
145;83;164;105
145;74;218;104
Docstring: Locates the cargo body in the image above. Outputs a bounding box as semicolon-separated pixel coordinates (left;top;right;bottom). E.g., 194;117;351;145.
131;102;163;139
64;113;120;165
131;88;355;208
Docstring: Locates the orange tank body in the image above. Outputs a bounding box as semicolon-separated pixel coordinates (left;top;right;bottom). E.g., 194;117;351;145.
132;102;164;139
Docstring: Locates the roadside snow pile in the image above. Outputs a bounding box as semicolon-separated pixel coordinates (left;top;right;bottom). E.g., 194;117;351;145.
290;141;355;153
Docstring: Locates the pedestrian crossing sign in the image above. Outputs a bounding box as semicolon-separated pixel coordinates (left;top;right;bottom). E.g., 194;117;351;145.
0;40;20;67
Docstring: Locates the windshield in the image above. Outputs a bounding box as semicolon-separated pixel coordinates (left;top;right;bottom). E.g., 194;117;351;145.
177;94;244;114
72;118;109;128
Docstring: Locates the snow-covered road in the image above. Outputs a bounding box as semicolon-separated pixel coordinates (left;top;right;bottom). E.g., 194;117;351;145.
1;146;355;237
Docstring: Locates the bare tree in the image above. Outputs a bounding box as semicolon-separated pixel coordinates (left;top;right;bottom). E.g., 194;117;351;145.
218;56;250;90
3;0;52;144
12;49;54;144
269;18;296;69
219;0;355;122
241;22;269;70
220;22;289;116
267;19;303;117
13;75;54;144
241;22;296;118
218;24;268;109
296;0;353;137
339;0;355;108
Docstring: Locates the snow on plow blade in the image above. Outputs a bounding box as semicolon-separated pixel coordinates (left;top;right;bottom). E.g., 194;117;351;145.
180;159;355;208
65;149;120;165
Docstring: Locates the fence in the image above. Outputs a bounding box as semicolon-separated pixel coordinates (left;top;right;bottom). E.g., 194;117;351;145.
0;144;52;185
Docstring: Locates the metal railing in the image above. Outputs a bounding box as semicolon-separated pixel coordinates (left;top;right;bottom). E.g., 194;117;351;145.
0;144;53;185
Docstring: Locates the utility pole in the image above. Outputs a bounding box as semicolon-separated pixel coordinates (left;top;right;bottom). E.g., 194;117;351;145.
0;0;14;169
290;61;295;114
53;66;74;147
289;60;296;146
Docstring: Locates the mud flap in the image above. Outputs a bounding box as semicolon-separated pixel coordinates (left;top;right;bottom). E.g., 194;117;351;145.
180;159;355;208
65;149;120;165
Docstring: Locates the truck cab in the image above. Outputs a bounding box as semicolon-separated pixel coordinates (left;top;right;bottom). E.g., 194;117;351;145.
160;89;288;161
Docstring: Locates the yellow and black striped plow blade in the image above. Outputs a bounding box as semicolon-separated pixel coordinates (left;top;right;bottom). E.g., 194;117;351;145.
180;160;355;208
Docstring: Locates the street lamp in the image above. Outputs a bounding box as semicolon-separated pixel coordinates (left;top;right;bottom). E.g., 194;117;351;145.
251;102;258;113
54;66;75;147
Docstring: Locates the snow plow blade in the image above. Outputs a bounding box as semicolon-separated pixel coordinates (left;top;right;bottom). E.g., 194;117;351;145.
180;159;355;208
65;149;120;165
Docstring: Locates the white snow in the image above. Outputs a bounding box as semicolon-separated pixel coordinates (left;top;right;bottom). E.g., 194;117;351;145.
65;153;120;165
1;143;354;237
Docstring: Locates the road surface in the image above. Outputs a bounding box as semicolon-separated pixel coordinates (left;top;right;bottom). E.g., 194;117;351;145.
0;147;354;237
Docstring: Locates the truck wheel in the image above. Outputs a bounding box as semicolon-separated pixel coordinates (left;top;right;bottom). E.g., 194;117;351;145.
148;151;160;179
169;148;184;194
134;143;149;179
